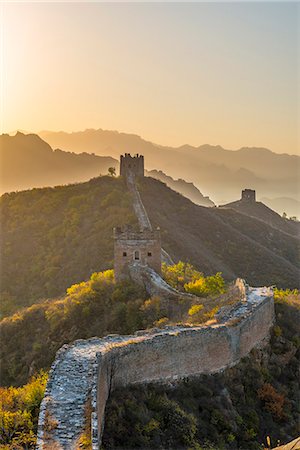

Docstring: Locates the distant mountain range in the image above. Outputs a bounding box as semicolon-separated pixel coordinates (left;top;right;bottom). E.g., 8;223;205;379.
260;197;300;219
0;132;214;208
146;170;214;207
39;128;300;212
0;132;116;194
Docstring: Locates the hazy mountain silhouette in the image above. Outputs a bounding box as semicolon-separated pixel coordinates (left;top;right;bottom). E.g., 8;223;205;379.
260;197;300;219
39;128;299;206
0;132;117;194
220;196;299;237
1;133;215;208
146;170;214;207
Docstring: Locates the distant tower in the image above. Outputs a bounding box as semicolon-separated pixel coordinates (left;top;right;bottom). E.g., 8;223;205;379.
120;153;144;178
241;189;256;202
113;226;161;281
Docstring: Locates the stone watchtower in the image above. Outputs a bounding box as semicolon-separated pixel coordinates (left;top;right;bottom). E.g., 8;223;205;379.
114;153;161;281
241;189;256;202
120;153;144;178
113;226;161;281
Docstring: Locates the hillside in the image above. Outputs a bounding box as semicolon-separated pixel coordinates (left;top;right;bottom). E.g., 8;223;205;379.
1;287;299;449
138;177;300;288
220;198;300;237
0;265;227;387
0;132;118;194
0;176;137;316
261;197;300;219
146;170;214;207
39;128;299;205
1;132;214;209
102;291;300;450
1;176;299;318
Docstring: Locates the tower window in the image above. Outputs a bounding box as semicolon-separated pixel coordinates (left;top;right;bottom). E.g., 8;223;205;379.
147;252;152;257
134;250;140;260
123;252;127;257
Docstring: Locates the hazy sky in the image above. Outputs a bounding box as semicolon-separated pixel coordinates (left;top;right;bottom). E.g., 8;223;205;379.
1;2;299;154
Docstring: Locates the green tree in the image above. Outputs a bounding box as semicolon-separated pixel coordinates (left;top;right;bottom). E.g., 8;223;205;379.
108;167;116;177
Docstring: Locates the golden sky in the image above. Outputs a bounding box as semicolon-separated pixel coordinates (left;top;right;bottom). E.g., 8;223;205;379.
1;2;299;154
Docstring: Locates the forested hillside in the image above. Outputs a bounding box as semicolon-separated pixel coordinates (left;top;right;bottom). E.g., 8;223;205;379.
102;291;300;450
139;178;300;289
1;176;299;317
0;176;136;316
1;287;299;449
0;265;227;387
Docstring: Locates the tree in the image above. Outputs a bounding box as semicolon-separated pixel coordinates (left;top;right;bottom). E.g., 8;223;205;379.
108;167;116;177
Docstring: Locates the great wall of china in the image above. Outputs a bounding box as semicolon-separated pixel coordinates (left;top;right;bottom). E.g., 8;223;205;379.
36;154;275;449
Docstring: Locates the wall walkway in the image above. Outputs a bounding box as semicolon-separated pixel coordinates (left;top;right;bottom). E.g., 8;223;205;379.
36;283;274;450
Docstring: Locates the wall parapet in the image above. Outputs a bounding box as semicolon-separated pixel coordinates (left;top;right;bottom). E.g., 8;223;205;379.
36;284;274;450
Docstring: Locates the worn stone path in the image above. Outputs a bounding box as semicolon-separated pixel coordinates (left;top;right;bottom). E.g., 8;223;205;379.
37;284;274;450
127;172;152;230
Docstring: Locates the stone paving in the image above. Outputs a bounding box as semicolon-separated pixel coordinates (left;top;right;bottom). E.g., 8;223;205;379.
36;283;274;450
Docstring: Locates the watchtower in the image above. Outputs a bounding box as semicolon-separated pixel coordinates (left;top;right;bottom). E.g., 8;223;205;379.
241;189;256;202
120;153;144;178
113;225;161;281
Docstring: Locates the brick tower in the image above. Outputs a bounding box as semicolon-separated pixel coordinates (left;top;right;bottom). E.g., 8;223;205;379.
241;189;256;202
113;226;161;281
120;153;144;178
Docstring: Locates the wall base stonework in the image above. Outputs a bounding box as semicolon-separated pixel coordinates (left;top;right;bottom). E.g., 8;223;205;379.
36;283;274;450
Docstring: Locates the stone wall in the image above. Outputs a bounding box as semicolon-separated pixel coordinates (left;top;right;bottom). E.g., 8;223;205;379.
36;283;274;450
114;228;162;281
120;153;144;178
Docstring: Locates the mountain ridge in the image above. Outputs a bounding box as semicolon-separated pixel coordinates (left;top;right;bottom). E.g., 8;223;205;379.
1;132;214;208
38;128;299;206
1;175;299;318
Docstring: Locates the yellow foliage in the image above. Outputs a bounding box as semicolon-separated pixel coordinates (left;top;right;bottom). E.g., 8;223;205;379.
188;304;204;316
0;371;48;448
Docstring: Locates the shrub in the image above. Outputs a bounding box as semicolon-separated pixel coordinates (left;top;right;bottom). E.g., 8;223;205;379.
188;304;204;316
0;371;48;449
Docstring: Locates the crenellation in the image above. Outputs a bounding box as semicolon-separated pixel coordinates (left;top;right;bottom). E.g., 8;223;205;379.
120;153;144;178
241;189;256;202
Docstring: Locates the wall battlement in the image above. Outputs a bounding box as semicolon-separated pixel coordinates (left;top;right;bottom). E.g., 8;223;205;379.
242;189;256;202
37;282;274;450
113;226;161;241
120;153;144;178
113;226;161;281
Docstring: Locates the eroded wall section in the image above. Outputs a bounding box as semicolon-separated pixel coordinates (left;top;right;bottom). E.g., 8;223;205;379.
37;285;274;450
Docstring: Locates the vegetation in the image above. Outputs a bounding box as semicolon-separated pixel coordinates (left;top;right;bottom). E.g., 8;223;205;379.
162;261;226;296
0;371;47;449
102;289;300;450
0;264;227;388
0;176;136;317
1;283;299;449
139;177;300;289
1;176;299;319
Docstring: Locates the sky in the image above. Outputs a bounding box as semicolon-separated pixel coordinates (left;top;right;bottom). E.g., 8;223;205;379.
1;2;299;154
